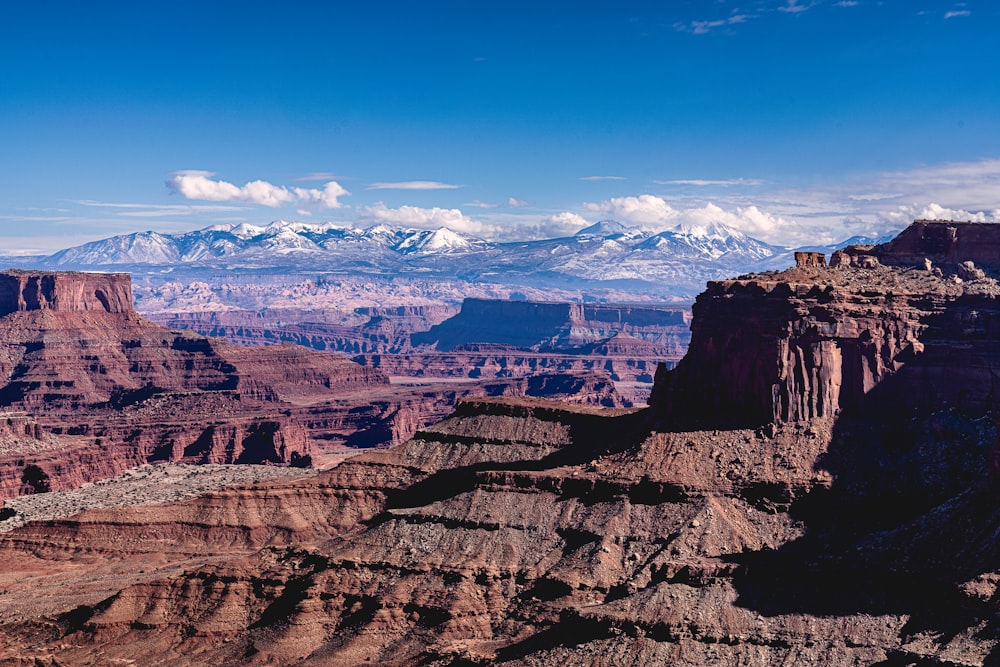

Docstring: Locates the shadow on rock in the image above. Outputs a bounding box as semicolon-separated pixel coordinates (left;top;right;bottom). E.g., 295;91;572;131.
728;299;1000;659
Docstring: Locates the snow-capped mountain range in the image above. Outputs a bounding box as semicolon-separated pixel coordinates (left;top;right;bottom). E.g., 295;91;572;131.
22;219;889;297
45;222;489;265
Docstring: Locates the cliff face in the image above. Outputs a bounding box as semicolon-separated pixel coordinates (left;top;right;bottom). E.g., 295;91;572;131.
651;226;1000;427
412;298;690;352
0;270;134;315
875;219;1000;268
147;304;459;355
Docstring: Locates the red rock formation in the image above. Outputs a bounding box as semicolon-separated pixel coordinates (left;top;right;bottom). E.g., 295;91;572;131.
794;250;826;267
652;222;1000;427
146;305;458;354
0;271;629;497
5;223;1000;663
876;219;1000;268
0;270;134;315
354;346;667;383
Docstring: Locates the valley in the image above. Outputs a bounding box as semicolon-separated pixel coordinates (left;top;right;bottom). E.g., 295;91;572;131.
2;220;1000;664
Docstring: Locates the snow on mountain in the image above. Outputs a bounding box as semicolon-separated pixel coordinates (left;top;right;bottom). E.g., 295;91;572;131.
39;218;792;295
575;220;631;237
47;231;182;265
256;227;323;254
224;223;269;240
395;227;482;254
633;223;774;262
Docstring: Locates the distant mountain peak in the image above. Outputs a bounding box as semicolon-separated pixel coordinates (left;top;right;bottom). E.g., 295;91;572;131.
395;227;481;254
671;221;745;240
575;220;634;237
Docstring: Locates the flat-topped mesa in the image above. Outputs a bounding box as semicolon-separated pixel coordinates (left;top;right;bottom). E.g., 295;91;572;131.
412;297;689;352
0;270;134;315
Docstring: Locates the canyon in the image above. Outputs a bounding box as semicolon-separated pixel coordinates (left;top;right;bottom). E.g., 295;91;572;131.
3;220;1000;665
0;270;625;499
149;298;691;405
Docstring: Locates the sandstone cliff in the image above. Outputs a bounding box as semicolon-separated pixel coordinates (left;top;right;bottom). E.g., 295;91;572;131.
650;227;1000;427
6;222;1000;664
0;270;134;315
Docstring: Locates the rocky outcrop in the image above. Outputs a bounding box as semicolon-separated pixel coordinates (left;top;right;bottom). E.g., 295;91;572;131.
794;251;826;267
0;272;630;497
652;222;1000;427
875;219;1000;269
0;273;404;497
354;347;665;383
150;301;686;405
0;390;964;666
0;270;134;315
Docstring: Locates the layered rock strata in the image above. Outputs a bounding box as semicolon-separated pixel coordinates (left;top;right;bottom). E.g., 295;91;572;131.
150;299;688;404
5;222;1000;664
0;271;624;498
651;249;1000;427
147;305;458;355
0;270;134;315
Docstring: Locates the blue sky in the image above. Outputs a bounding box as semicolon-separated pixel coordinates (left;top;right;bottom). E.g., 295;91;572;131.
2;0;999;252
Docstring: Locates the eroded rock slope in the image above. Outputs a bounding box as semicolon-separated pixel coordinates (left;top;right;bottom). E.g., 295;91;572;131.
0;271;623;498
5;221;1000;665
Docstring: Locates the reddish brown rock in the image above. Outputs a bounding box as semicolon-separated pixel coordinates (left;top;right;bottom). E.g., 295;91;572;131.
9;223;1000;665
146;304;458;355
794;251;827;267
652;223;1000;427
0;271;629;498
412;298;690;352
0;270;134;315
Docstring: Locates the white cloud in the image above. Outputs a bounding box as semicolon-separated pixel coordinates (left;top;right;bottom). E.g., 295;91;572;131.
877;203;1000;227
585;195;681;225
945;10;971;18
544;211;591;233
358;202;494;235
166;171;349;208
835;1;858;6
579;175;626;181
466;197;529;210
583;195;796;243
366;181;462;190
477;211;594;241
688;14;749;34
77;200;244;213
854;159;1000;211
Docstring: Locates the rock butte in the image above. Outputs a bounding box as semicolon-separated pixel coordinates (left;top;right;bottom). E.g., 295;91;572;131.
4;221;1000;665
